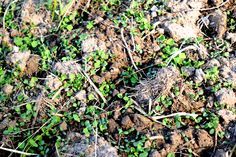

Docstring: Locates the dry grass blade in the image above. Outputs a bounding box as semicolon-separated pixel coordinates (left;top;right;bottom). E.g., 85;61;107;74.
79;68;107;104
152;112;198;120
0;146;39;156
57;0;75;31
3;0;18;29
120;28;139;70
166;45;198;65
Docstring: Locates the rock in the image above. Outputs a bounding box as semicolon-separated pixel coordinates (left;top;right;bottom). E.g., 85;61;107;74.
7;51;31;71
62;135;118;157
121;115;134;130
209;0;223;6
81;37;107;53
218;109;236;124
151;12;157;18
198;44;208;59
226;32;236;44
163;23;199;41
219;58;236;87
194;69;205;83
108;119;119;133
59;121;67;131
215;88;236;108
0;118;9;130
45;75;62;91
205;59;220;69
2;84;13;95
78;103;87;115
181;66;195;77
75;90;87;102
208;9;227;38
214;149;228;157
196;129;213;148
150;6;158;12
53;61;81;75
13;46;19;53
149;150;161;157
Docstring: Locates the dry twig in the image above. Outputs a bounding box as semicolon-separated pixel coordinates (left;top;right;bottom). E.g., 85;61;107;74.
121;28;139;70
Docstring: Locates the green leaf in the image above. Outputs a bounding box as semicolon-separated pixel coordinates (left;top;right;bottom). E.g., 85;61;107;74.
31;41;38;48
73;113;80;122
29;139;38;147
167;152;175;157
66;25;73;31
139;152;148;157
83;127;90;137
26;103;32;111
94;61;101;68
14;37;23;46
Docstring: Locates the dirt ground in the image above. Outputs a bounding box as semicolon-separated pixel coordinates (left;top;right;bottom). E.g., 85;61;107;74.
0;0;236;157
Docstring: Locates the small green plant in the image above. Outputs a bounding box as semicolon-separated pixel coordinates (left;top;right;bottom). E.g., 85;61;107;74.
119;131;150;157
86;21;94;30
205;66;219;82
227;10;236;32
122;67;139;86
87;50;110;75
201;111;219;135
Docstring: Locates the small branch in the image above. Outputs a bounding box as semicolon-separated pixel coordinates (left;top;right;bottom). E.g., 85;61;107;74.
0;146;38;156
120;28;139;70
152;112;198;120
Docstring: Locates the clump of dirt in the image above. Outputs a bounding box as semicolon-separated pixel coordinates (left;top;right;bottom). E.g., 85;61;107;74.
2;84;13;95
45;75;63;91
21;0;52;35
219;57;236;87
6;51;31;71
81;37;107;54
61;133;118;157
134;66;180;105
53;61;81;75
218;109;236;124
171;94;204;112
25;54;41;76
80;29;128;83
208;9;227;38
215;88;236;108
0;28;12;46
158;0;207;41
153;128;214;156
154;0;232;40
6;50;40;76
74;90;87;102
